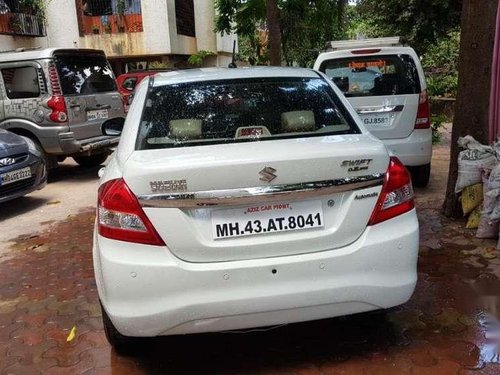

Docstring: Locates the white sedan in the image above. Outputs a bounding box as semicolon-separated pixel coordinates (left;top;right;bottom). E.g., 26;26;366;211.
93;67;419;354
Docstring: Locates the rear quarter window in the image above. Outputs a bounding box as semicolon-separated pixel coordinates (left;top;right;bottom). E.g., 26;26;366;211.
319;54;421;97
1;67;40;99
136;77;360;150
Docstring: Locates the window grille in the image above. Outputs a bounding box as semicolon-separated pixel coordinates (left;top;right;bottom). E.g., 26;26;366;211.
77;0;143;35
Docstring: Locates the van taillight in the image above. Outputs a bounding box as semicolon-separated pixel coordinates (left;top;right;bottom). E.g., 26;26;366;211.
414;89;430;129
351;48;381;54
47;95;68;123
368;157;414;225
98;178;165;246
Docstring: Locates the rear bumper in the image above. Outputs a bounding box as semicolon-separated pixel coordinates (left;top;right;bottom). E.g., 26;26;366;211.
382;128;432;166
94;210;419;337
0;156;47;203
57;133;120;155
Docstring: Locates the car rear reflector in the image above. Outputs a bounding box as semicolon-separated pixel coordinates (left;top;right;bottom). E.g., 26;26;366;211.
98;178;165;246
351;48;381;54
368;157;414;225
414;89;430;129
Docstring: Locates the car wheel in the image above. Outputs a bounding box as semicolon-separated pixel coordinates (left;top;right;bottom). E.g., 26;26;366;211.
73;153;108;167
100;301;145;355
409;163;430;188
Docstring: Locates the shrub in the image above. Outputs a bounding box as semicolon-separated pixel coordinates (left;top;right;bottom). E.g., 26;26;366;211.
422;30;460;98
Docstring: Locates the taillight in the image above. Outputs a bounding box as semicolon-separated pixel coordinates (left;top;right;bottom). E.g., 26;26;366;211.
46;95;68;123
368;157;414;225
97;178;165;246
48;64;62;95
351;48;381;54
414;89;430;129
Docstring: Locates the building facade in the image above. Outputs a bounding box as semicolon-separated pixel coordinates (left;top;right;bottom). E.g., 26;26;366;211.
0;0;237;74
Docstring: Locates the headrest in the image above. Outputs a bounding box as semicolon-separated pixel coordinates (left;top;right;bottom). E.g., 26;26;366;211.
169;119;202;140
281;111;315;132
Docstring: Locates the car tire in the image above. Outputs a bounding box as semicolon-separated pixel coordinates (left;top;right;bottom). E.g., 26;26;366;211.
73;153;108;167
100;301;145;356
409;163;431;188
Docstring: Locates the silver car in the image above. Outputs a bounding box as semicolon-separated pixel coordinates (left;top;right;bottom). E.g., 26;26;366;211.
0;48;125;168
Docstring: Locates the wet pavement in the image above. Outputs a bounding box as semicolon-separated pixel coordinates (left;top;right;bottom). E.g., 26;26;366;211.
1;140;500;374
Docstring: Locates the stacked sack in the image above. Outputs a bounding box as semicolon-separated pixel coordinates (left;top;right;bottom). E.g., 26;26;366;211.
455;136;499;245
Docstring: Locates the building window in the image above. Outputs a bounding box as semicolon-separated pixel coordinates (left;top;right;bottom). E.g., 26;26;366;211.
175;0;195;37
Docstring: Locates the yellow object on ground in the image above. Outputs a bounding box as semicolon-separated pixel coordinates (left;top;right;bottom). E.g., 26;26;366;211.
462;184;484;215
466;205;482;229
66;326;77;342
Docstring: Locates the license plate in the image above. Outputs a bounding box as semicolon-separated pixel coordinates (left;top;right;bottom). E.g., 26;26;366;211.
361;113;393;127
0;167;31;186
212;200;324;240
86;109;109;121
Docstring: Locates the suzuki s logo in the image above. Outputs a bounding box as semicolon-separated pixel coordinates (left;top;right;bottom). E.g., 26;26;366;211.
0;157;15;166
259;166;277;183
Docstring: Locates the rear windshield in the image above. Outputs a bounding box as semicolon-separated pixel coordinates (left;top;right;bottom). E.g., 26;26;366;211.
319;54;421;97
55;54;117;95
136;77;359;150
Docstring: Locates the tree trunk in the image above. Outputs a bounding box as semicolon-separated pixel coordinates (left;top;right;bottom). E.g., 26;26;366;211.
337;0;348;35
266;0;281;66
442;0;498;217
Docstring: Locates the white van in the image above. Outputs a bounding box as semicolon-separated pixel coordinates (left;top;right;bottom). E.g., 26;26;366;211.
314;37;432;187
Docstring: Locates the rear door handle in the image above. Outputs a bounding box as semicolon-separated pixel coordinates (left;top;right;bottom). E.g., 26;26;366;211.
87;104;111;110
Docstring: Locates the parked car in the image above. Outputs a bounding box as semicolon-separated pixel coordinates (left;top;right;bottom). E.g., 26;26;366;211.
0;129;46;203
116;69;175;111
313;37;432;187
94;67;419;354
0;48;126;169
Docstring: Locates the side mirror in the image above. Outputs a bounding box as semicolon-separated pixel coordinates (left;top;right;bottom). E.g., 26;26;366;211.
103;118;124;136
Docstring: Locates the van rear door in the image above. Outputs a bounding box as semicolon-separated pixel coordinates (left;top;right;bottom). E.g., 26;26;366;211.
54;50;124;141
317;53;422;140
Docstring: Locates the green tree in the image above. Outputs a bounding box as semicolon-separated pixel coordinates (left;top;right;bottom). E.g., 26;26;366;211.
442;0;497;217
353;0;462;54
421;30;460;97
215;0;345;66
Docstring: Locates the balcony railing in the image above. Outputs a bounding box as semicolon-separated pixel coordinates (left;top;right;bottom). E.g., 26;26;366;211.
80;13;143;35
76;0;143;36
0;12;46;37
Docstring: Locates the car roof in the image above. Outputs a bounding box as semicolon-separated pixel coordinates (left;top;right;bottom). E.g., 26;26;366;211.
151;67;321;86
316;46;417;59
0;48;106;63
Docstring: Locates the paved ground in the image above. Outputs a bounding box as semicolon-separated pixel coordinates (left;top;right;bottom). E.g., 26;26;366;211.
1;134;500;374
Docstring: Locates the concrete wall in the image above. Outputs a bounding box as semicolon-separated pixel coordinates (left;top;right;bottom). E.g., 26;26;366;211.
141;0;171;55
80;32;147;57
0;36;48;52
194;0;217;52
45;0;80;48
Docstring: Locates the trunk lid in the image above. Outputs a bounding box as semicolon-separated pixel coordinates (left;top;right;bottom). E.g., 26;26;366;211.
54;52;124;141
124;135;389;262
348;94;419;139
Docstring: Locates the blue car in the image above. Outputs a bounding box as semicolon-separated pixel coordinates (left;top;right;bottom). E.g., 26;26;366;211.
0;130;47;203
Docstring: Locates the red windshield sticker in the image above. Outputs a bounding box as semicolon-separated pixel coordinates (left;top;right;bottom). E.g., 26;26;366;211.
240;127;264;137
348;60;386;69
